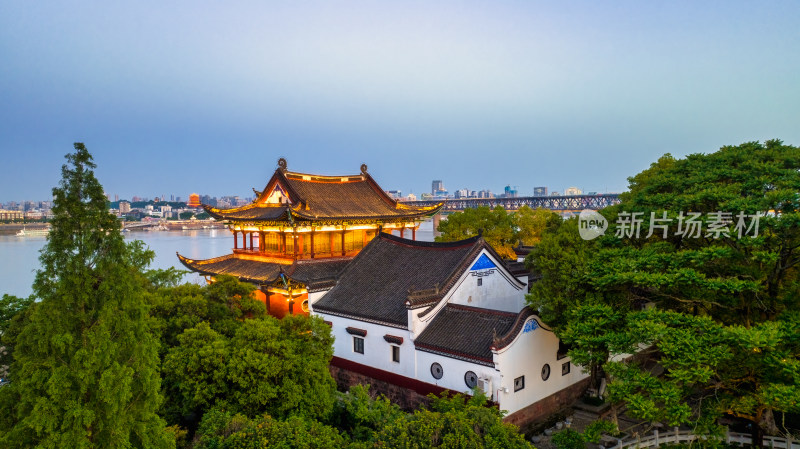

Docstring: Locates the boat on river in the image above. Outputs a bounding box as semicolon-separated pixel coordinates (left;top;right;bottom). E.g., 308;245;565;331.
15;227;50;237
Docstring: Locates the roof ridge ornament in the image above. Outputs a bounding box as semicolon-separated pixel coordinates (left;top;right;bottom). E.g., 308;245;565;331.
360;163;368;175
278;157;288;172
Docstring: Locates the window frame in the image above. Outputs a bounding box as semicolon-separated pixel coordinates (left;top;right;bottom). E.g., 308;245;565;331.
353;336;364;354
391;345;400;363
514;375;525;392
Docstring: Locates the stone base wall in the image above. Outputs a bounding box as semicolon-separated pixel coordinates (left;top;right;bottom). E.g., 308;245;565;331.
330;356;589;430
329;357;450;411
503;377;591;433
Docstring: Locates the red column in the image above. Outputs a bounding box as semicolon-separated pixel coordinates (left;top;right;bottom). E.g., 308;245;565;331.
233;230;238;249
412;227;416;241
249;232;254;250
330;232;336;257
298;234;304;258
293;232;299;259
341;230;346;256
399;227;405;239
281;232;287;255
310;231;315;259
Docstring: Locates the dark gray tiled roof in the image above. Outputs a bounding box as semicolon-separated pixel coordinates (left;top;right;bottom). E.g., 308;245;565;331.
203;204;289;221
176;253;351;291
313;233;486;327
414;304;517;366
204;169;442;223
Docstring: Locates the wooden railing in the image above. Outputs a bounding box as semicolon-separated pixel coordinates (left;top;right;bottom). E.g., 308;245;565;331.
609;427;799;449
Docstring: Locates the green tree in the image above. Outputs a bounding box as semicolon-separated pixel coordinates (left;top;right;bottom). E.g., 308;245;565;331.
164;314;336;424
525;217;597;330
0;143;173;448
374;391;533;449
329;385;405;443
220;414;348;449
532;140;800;440
514;205;559;246
436;206;518;258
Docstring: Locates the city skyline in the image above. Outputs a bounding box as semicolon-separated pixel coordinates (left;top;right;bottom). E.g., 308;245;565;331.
2;1;799;200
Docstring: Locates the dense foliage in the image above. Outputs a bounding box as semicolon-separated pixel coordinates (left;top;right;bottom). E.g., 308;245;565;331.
527;140;800;440
436;205;556;258
0;144;173;448
0;144;537;448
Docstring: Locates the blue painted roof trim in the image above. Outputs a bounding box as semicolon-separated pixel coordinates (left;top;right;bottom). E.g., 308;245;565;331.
470;253;496;271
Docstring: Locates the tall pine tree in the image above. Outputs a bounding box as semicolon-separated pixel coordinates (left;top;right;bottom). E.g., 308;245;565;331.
0;143;173;448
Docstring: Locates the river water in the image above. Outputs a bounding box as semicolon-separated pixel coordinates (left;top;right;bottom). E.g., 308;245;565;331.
0;220;435;298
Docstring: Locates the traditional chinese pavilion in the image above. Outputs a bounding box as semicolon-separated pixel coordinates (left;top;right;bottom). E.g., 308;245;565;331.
178;158;443;317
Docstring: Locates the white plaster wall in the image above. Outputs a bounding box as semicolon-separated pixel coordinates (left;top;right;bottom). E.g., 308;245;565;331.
410;249;527;337
306;290;329;312
447;249;526;313
493;316;589;415
313;312;416;378
414;349;502;401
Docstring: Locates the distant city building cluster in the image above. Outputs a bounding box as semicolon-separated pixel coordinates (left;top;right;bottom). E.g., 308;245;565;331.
0;192;256;223
386;180;596;202
106;193;253;221
0;200;54;221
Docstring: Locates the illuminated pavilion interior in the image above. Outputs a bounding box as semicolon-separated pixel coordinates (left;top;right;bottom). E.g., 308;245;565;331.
178;158;443;317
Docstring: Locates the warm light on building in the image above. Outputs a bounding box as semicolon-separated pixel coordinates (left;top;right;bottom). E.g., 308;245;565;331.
187;193;201;208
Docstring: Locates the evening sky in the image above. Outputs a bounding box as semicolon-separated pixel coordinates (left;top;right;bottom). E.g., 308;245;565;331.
1;1;798;201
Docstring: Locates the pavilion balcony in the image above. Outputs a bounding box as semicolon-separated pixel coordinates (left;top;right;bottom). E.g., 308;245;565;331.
232;247;361;260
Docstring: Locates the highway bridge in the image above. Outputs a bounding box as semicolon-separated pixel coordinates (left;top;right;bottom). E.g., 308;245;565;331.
401;193;621;212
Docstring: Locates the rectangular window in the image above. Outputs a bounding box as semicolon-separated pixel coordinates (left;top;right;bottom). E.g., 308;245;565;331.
477;278;483;287
562;362;571;376
353;336;364;354
514;375;525;392
391;345;400;363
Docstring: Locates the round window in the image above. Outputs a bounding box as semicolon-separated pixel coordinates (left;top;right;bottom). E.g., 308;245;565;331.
431;362;444;380
464;371;478;389
541;363;551;381
301;300;309;313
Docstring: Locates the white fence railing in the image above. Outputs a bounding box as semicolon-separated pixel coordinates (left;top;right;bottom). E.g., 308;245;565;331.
609;427;799;449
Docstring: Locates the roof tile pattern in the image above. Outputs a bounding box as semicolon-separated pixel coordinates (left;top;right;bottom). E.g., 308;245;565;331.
284;174;404;219
415;304;517;366
313;233;485;327
177;253;351;291
204;168;442;223
203;204;289;221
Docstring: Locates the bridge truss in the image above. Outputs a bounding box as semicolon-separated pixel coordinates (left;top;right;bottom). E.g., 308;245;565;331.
402;194;620;212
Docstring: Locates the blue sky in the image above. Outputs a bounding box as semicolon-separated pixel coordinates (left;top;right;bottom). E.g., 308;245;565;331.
1;1;798;201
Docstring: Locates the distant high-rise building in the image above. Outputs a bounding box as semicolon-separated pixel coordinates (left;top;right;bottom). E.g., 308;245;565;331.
385;190;402;199
564;186;582;196
503;185;518;198
454;188;470;199
114;194;119;202
533;187;548;197
119;201;131;214
431;180;444;195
